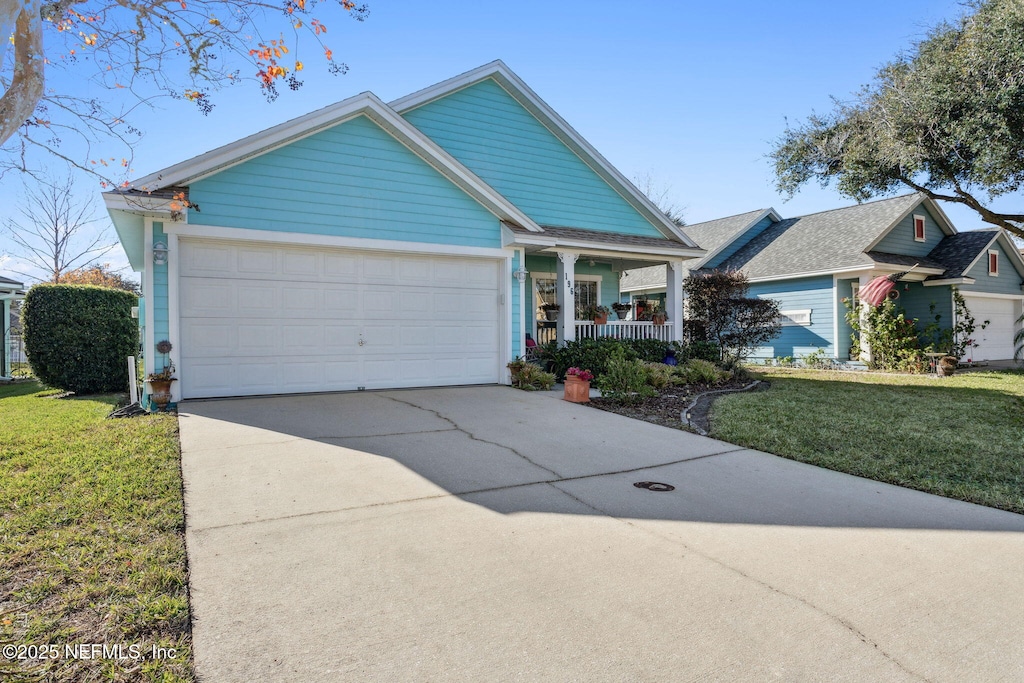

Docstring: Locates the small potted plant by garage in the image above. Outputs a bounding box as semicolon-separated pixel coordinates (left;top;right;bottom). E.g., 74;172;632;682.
936;355;959;377
507;356;528;384
611;302;631;320
540;302;561;322
145;360;177;411
563;366;594;403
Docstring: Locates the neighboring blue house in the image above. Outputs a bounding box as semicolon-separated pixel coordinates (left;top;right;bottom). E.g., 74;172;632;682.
1;275;25;379
104;61;704;402
622;194;1024;362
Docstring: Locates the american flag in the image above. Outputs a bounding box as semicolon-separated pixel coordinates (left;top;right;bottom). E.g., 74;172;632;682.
860;267;916;307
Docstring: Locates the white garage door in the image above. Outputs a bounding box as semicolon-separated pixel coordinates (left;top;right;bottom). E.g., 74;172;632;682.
178;239;502;398
961;296;1018;362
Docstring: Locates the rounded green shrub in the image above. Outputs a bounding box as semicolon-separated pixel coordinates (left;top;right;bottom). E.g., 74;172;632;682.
22;284;139;394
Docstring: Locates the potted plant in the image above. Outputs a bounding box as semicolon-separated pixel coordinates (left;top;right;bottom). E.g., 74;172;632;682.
507;356;528;383
583;304;611;324
936;355;958;377
540;302;560;322
563;366;594;403
145;360;176;411
651;310;667;326
611;302;631;320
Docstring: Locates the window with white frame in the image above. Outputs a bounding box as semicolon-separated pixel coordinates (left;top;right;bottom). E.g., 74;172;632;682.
779;309;812;326
913;215;926;242
988;250;999;276
533;275;601;319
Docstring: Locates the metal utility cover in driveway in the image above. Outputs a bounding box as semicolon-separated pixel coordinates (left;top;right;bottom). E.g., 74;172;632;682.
179;386;1024;682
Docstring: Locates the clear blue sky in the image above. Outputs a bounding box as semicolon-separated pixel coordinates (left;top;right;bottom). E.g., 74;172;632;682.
2;0;1007;279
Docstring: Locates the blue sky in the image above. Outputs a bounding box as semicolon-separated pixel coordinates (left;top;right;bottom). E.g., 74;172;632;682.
1;0;1005;279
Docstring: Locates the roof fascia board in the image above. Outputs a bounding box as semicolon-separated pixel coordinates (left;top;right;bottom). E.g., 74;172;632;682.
864;194;958;253
923;277;977;286
747;265;873;283
391;61;698;246
534;246;693;263
103;192;178;216
871;262;946;275
695;208;780;268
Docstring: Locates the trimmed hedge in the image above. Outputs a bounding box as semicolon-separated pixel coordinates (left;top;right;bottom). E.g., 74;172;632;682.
538;337;724;380
22;284;139;394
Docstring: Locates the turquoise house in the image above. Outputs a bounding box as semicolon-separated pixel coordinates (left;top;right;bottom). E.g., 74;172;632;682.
105;61;704;402
622;194;1024;362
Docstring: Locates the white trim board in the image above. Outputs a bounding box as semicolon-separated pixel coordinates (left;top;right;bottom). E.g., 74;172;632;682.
163;224;511;259
390;60;698;247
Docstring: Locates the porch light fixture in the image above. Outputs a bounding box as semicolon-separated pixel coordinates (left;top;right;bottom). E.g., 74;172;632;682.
152;241;169;266
513;266;528;283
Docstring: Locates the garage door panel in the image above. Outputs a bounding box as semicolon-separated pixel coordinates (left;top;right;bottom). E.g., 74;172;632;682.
962;296;1017;361
238;247;276;274
179;239;501;398
181;279;235;316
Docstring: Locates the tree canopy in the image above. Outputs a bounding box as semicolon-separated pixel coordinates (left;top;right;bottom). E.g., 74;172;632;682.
770;0;1024;240
0;0;367;181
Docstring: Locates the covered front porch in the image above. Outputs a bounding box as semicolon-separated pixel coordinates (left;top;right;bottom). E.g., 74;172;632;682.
1;276;26;379
504;223;703;350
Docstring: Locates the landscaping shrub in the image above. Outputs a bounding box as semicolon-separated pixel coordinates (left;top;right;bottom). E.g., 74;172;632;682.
676;359;723;385
642;362;675;389
681;340;722;363
540;337;673;380
683;270;781;363
21;284;139;394
595;348;656;404
512;363;556;391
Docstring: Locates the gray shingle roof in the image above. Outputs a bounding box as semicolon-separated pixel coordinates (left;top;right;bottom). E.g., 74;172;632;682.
712;194;923;279
863;251;948;271
505;222;691;249
680;209;769;264
923;230;999;279
0;275;24;286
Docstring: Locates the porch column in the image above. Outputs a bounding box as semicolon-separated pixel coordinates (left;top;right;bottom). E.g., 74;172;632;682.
666;261;684;342
556;251;577;345
1;297;9;378
858;273;872;363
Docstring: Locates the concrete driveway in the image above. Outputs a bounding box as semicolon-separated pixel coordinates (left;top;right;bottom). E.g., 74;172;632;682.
179;386;1024;682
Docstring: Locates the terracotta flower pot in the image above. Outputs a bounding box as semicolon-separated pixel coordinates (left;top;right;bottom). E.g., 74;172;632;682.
563;375;590;403
593;314;608;325
146;379;176;411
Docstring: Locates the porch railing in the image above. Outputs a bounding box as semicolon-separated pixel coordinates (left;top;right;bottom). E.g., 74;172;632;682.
576;321;674;342
534;321;675;345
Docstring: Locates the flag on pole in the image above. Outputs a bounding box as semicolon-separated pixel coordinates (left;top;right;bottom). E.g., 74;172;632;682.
860;266;917;307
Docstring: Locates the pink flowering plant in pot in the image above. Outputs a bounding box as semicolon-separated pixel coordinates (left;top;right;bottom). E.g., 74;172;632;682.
566;367;594;381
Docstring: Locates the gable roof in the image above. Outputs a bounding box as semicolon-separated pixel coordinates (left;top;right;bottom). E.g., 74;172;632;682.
712;194;929;280
106;91;541;233
945;228;1024;281
390;60;697;247
924;230;1002;280
681;209;779;268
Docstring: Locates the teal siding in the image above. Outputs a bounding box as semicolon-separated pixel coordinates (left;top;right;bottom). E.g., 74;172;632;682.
959;240;1024;295
152;222;170;371
704;215;776;269
403;79;664;238
189;115;501;248
511;251;521;359
873;204;946;257
748;275;834;359
898;282;954;344
836;278;857;360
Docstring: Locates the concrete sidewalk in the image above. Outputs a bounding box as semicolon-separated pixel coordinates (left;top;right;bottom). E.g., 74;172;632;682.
179;386;1024;682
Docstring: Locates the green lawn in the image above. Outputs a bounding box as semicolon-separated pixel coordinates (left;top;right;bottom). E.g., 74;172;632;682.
711;368;1024;514
0;382;194;682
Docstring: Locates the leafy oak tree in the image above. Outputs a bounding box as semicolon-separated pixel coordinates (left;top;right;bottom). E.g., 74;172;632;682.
771;0;1024;240
0;0;367;181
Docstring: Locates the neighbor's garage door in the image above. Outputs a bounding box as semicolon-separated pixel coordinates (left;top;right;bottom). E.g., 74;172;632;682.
961;295;1018;361
178;239;501;398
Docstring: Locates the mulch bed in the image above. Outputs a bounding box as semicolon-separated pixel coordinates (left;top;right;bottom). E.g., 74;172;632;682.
587;379;756;431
